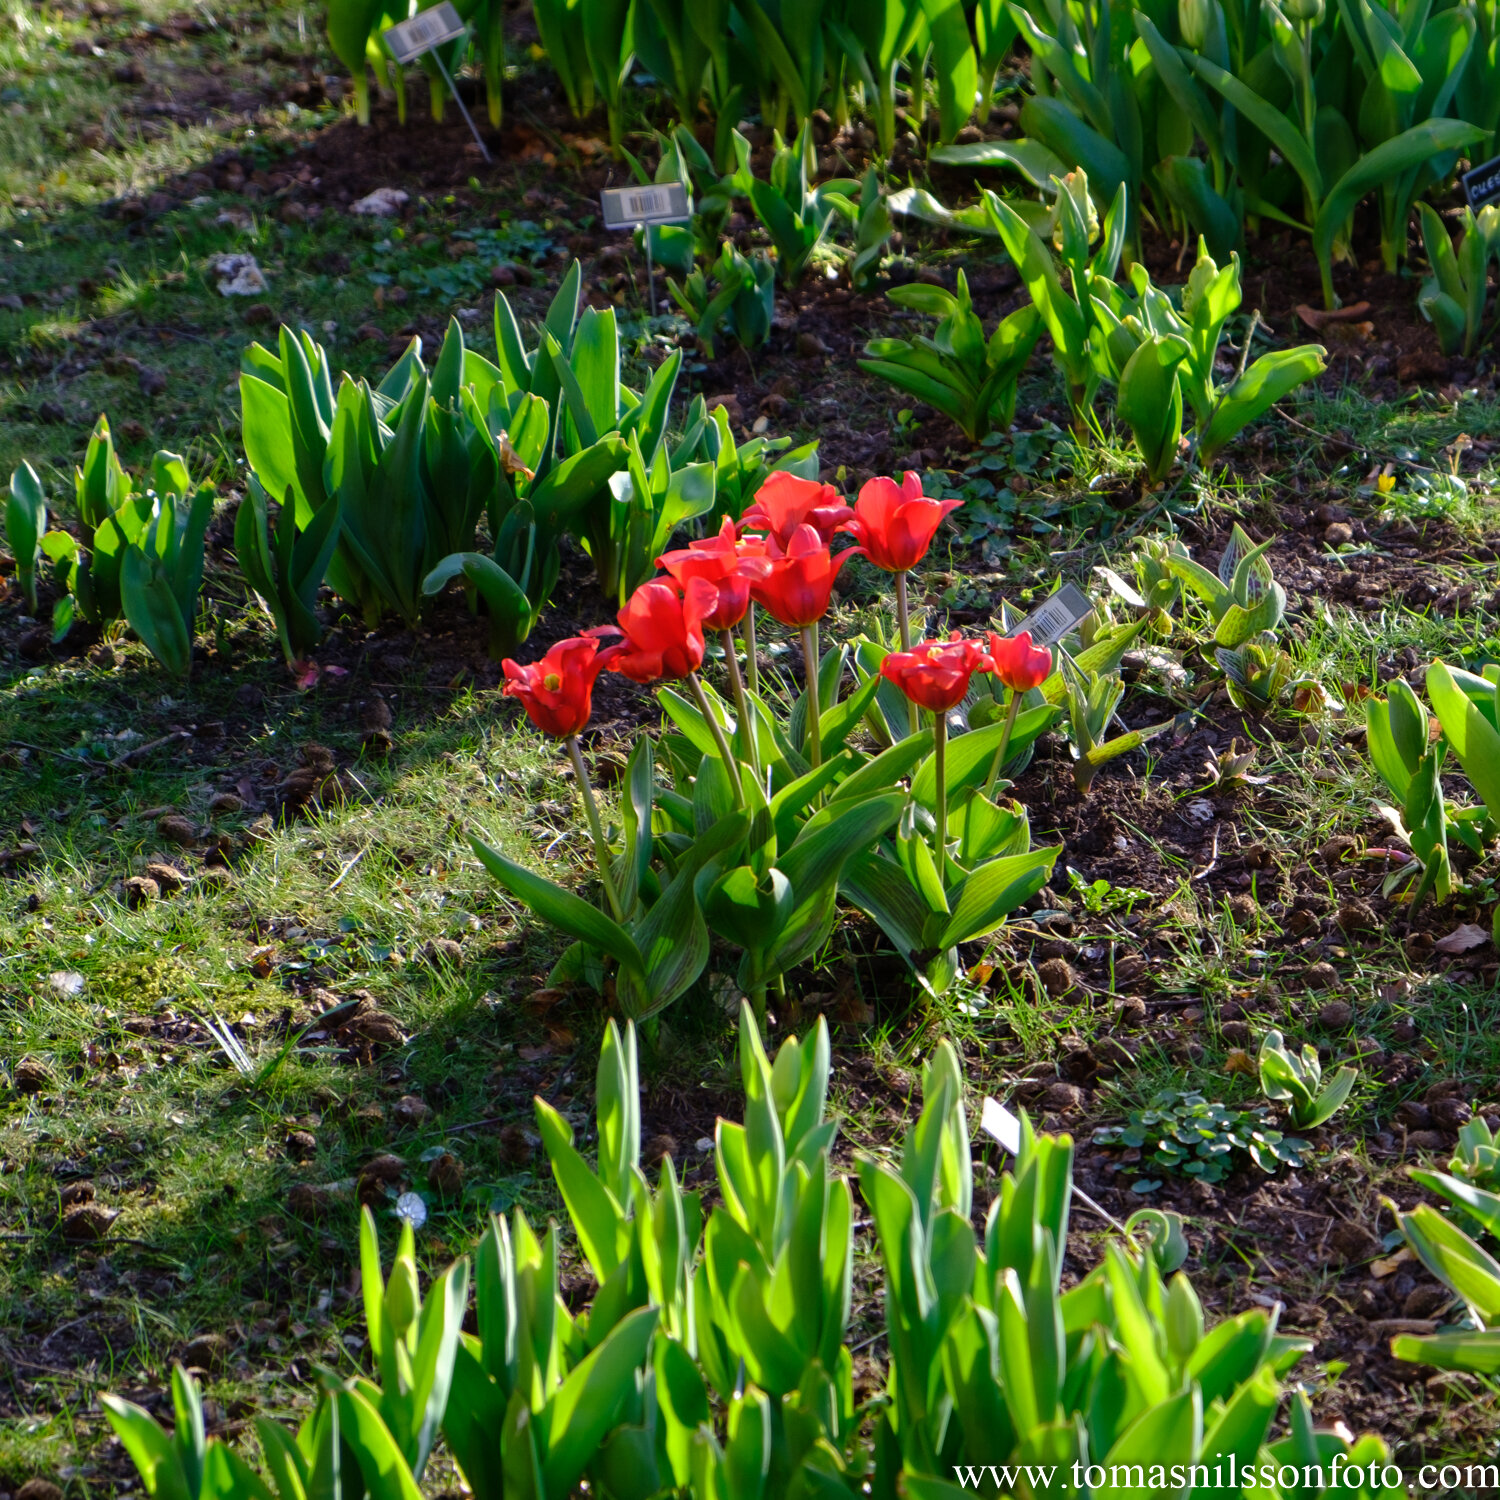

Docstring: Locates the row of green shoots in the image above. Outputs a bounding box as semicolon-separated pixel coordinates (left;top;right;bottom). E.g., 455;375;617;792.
104;1007;1441;1500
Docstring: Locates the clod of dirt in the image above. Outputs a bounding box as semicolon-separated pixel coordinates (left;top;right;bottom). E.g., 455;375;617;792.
1327;1221;1381;1263
285;1130;317;1160
427;1152;465;1195
1318;835;1359;862
1402;1285;1451;1319
1305;962;1340;990
287;1183;331;1218
424;938;464;969
1403;1130;1449;1153
359;1154;406;1196
14;1057;52;1094
1112;953;1148;986
644;1133;679;1166
1431;1098;1474;1131
145;861;190;893
343;1009;406;1050
497;1123;536;1167
1318;1000;1354;1029
182;1333;227;1371
60;1181;95;1207
1220;1019;1251;1046
1115;997;1147;1027
796;331;829;358
1336;900;1377;934
1037;957;1078;997
1424;1077;1468;1103
391;1094;430;1128
157;813;198;846
1391;1017;1419;1043
120;875;160;909
16;1480;64;1500
1092;1037;1134;1071
1227;894;1258;927
1404;931;1435;961
62;1203;120;1241
1060;1045;1098;1084
1324;521;1354;544
209;792;244;813
276;744;346;815
1040;1081;1086;1113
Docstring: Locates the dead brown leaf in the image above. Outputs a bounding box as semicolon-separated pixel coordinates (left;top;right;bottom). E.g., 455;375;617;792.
1435;923;1490;955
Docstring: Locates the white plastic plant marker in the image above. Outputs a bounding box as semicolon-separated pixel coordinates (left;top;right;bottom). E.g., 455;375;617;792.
381;2;491;164
1008;580;1092;647
600;181;691;316
980;1095;1021;1154
981;1092;1128;1232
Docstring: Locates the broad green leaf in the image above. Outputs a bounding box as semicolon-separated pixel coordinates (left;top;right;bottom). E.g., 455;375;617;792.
1428;661;1500;824
470;835;646;980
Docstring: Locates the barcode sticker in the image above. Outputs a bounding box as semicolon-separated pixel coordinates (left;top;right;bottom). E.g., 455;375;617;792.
1008;581;1093;647
600;181;691;229
383;2;466;62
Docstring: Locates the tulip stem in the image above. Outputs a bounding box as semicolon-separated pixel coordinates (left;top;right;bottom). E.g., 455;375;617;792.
720;629;761;790
934;709;948;874
983;689;1024;798
743;607;759;697
895;570;919;735
688;672;745;810
566;735;626;924
801;624;822;768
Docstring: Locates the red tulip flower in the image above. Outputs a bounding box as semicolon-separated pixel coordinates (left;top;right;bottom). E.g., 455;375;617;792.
749;524;861;629
880;634;993;713
657;517;769;633
987;630;1053;692
598;576;717;683
840;472;962;574
502;635;618;738
739;472;853;553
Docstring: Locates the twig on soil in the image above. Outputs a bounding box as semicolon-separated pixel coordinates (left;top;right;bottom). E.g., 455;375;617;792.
327;846;368;893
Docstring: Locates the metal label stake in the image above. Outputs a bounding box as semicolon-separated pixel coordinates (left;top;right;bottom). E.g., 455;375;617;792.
600;181;691;319
383;2;492;163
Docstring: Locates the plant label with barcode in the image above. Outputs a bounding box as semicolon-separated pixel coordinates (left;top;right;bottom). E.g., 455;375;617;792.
600;181;691;229
382;2;466;63
1463;154;1500;213
1008;581;1092;646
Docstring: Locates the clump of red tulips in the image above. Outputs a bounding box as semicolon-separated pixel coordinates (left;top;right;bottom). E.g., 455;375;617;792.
474;464;1140;1023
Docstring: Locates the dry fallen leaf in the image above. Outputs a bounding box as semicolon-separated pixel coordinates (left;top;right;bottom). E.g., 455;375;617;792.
1371;1246;1415;1279
1224;1048;1257;1076
1435;923;1490;955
